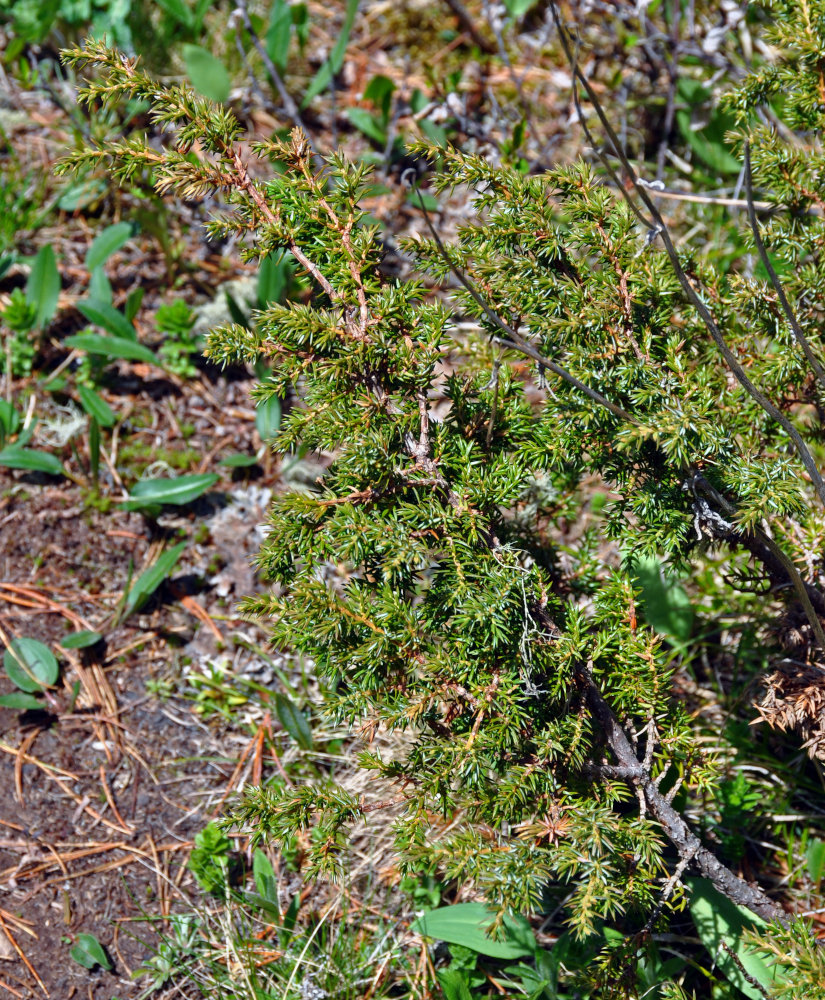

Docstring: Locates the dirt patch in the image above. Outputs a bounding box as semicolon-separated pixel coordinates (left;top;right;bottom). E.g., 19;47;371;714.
0;465;277;998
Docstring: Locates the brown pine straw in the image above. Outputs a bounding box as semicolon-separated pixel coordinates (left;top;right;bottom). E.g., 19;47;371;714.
12;731;40;805
179;593;223;643
0;911;35;940
0;977;25;998
0;911;48;997
98;765;135;833
10;840;193;897
0;739;78;779
0;582;95;631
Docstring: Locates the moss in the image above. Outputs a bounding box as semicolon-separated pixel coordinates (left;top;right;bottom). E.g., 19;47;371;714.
118;435;201;476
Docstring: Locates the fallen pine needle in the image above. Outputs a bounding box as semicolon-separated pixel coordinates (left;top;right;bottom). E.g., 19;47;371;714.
0;912;48;996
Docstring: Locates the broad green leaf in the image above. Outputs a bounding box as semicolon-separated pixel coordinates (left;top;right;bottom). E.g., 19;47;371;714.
688;879;784;999
4;637;59;692
503;0;538;14
58;176;107;212
85;221;134;272
0;691;45;710
274;692;313;750
346;108;386;146
255;395;282;441
258;251;294;307
156;0;194;29
70;933;113;971
182;44;231;103
0;446;64;476
410;903;535;959
363;74;396;120
65;333;156;365
88;267;113;304
121;473;219;511
301;0;359;107
77;299;137;340
123;541;186;618
807;838;825;885
266;0;293;71
253;849;279;905
632;555;693;643
408;190;440;213
124;287;144;322
676;109;741;175
60;631;103;650
418;118;448;147
220;453;259;467
77;385;116;428
26;245;60;329
675;82;740;176
0;400;21;437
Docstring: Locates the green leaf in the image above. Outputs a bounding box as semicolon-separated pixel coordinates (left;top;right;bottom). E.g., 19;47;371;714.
253;849;279;905
255;395;282;441
437;968;474;1000
676;105;741;176
26;245;60;329
0;691;45;710
4;637;59;693
301;0;359;107
88;267;113;305
124;287;144;323
85;221;135;272
363;74;395;120
688;879;784;999
631;556;693;643
408;190;440;213
346;108;387;146
122;541;187;618
258;251;294;307
77;299;137;341
0;401;21;438
58;176;107;212
410;903;535;959
807;838;825;885
266;0;293;71
220;453;259;467
64;333;156;366
418;118;448;147
121;473;219;511
70;933;113;971
60;631;103;650
0;446;64;476
503;0;537;16
182;44;231;103
274;692;313;750
77;385;116;428
155;0;194;30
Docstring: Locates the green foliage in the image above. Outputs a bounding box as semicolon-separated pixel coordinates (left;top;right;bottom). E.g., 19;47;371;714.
155;298;201;377
188;822;236;895
120;540;186;619
70;932;113;972
59;6;825;993
0;636;60;710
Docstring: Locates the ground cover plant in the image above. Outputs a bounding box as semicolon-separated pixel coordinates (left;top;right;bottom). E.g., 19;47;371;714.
6;0;825;998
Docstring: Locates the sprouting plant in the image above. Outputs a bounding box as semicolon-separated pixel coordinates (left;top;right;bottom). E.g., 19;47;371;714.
156;298;201;377
56;4;825;992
